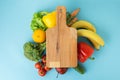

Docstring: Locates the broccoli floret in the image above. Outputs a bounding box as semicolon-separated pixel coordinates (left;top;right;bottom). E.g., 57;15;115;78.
23;42;46;62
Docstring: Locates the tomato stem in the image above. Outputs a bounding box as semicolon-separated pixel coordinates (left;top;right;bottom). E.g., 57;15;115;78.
56;72;59;78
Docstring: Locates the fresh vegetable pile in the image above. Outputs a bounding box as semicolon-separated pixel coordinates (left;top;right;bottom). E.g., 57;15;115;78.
23;8;105;77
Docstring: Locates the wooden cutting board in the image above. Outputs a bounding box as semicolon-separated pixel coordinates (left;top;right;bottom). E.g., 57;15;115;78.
46;6;77;68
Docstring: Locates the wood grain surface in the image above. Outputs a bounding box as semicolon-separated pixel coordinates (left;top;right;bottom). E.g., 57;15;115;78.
46;6;77;68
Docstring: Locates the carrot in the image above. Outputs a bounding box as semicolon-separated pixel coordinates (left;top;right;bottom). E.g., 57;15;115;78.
68;17;78;26
71;8;80;17
67;8;80;25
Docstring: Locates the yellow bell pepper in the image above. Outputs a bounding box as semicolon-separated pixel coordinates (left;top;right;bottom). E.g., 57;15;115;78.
42;11;56;28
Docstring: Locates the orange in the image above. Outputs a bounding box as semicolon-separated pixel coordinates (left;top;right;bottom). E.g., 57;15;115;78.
32;29;46;43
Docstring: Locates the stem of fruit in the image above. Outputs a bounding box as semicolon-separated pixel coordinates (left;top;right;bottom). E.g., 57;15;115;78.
56;72;59;78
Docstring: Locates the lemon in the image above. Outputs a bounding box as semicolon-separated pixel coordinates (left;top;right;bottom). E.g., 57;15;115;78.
32;29;46;43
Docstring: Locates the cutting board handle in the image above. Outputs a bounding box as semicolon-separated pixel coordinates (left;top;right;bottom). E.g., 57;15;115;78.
56;6;67;29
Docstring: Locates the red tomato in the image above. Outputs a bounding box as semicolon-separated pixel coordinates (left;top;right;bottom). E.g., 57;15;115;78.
35;62;42;69
44;66;51;71
77;42;94;63
38;68;46;76
42;55;46;64
55;68;68;74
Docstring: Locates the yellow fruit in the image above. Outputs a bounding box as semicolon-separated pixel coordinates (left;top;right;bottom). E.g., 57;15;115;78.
32;29;46;43
42;11;56;28
71;20;96;32
89;39;100;50
77;29;104;47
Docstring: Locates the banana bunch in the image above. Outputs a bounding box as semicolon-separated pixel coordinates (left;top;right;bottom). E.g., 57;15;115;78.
71;20;104;50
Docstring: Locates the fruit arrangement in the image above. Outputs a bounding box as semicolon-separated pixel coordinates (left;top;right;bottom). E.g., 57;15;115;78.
23;8;104;77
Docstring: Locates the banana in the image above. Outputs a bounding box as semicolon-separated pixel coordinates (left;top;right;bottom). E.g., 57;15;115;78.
77;29;104;48
71;20;96;32
89;39;100;50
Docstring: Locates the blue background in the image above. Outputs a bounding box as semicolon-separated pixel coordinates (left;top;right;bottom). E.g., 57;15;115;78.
0;0;120;80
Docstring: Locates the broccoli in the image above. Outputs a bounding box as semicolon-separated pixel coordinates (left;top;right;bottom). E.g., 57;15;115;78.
23;42;46;62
